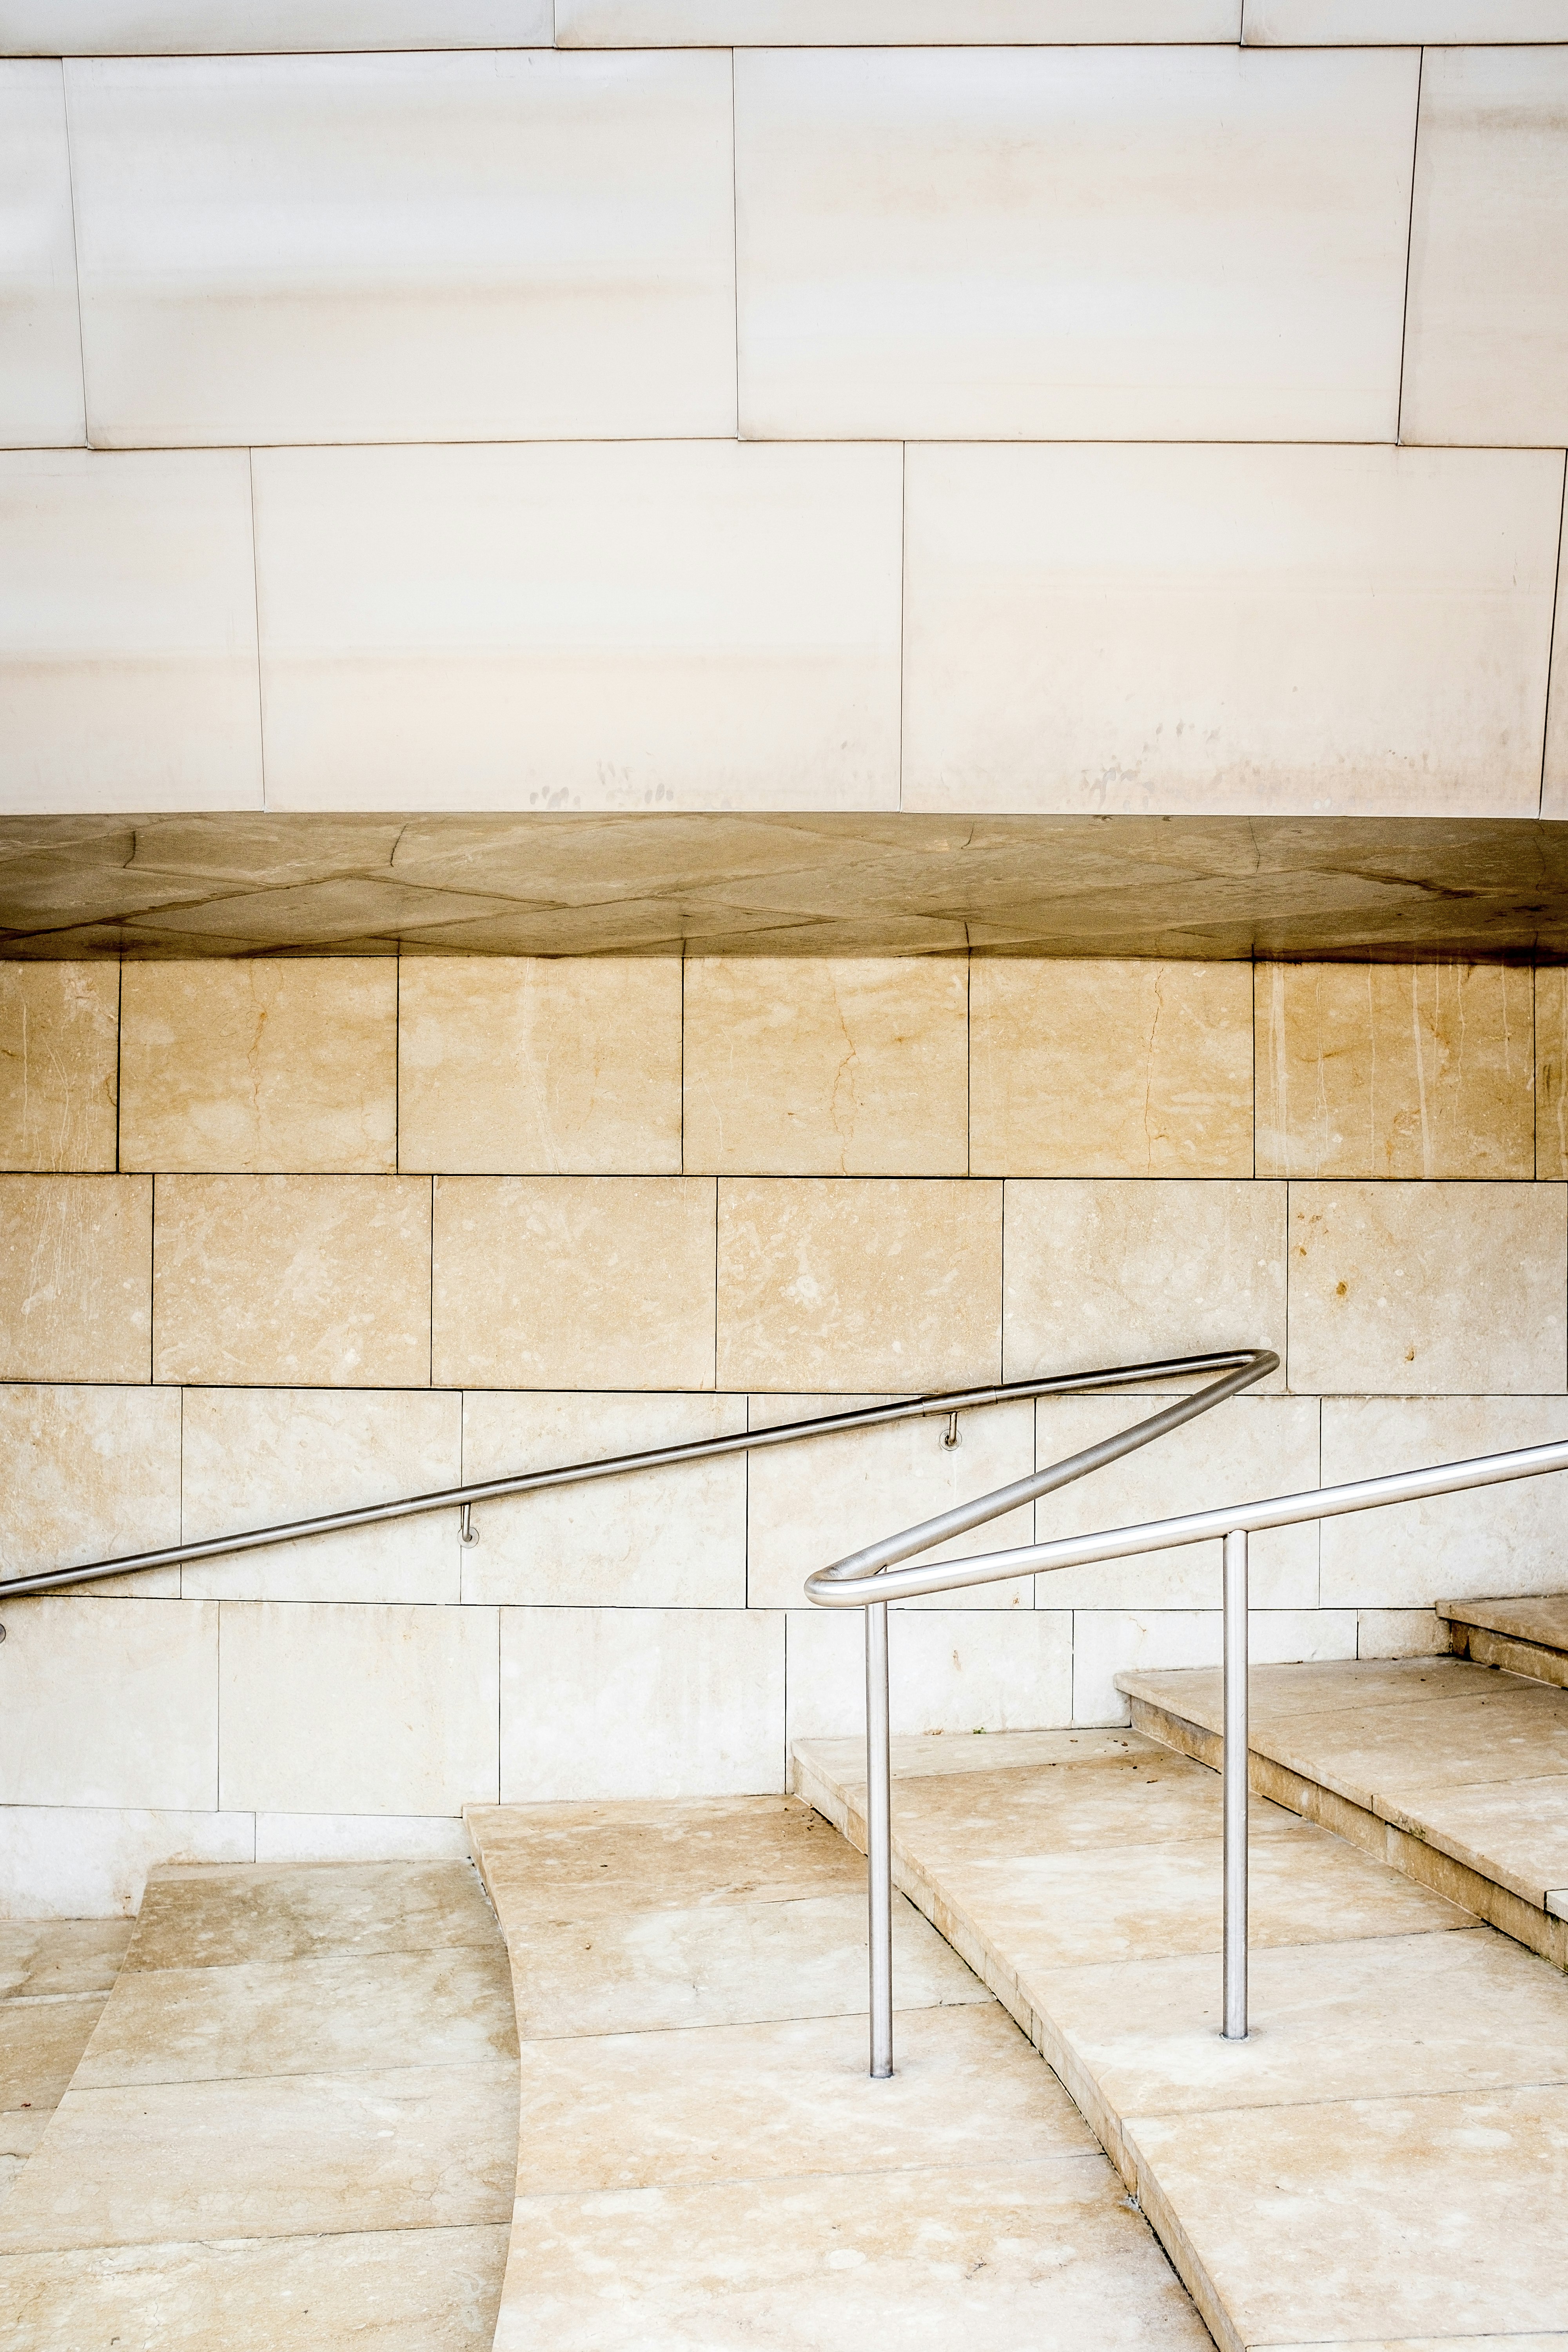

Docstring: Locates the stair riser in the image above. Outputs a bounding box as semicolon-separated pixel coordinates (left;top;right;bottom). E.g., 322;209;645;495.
1449;1623;1568;1690
1125;1697;1568;1972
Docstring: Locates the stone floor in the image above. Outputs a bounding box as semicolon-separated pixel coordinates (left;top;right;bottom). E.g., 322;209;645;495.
0;1917;131;2217
466;1792;1214;2350
0;1858;519;2350
794;1726;1568;2352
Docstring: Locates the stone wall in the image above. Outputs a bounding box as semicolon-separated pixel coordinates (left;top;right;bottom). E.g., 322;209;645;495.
2;24;1566;820
2;951;1563;1913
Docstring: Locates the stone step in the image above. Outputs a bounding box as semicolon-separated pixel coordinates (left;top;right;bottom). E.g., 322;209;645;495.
464;1791;1216;2350
0;1858;517;2350
1441;1591;1568;1688
0;1921;131;2220
792;1725;1568;2352
1118;1655;1568;1968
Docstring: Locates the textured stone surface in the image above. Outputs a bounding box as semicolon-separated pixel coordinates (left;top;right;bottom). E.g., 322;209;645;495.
0;964;118;1173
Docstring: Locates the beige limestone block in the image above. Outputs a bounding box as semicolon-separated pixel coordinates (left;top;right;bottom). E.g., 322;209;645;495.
1247;0;1568;35
508;2003;1095;2197
1256;961;1534;1180
1031;1392;1318;1608
125;1857;500;1972
398;956;681;1176
498;2156;1215;2352
432;1175;716;1390
971;960;1251;1179
119;959;396;1173
498;1888;985;2043
0;2061;516;2250
562;1;1240;36
0;1596;216;1810
683;957;967;1176
717;1177;1001;1392
467;1793;864;1915
1322;1396;1568;1607
1401;47;1568;449
784;1608;1073;1741
0;2225;512;2352
1535;966;1568;1180
747;1397;1034;1610
0;1174;150;1382
1072;1606;1356;1725
1287;1181;1566;1396
0;964;118;1172
178;1387;462;1603
218;1601;499;1815
0;1919;130;2003
1126;2085;1568;2344
501;1606;784;1800
459;1391;746;1608
1000;1179;1287;1389
0;1385;179;1590
152;1173;431;1387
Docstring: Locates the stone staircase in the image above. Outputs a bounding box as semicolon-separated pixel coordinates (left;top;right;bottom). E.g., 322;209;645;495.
6;1601;1568;2348
1121;1621;1568;1967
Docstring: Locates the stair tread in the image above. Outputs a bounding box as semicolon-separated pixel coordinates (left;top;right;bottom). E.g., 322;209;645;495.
793;1729;1568;2351
1439;1592;1568;1657
1117;1658;1568;1926
466;1795;1213;2351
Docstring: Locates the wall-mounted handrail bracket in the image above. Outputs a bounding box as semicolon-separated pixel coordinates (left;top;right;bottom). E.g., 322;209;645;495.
459;1503;479;1548
942;1409;962;1449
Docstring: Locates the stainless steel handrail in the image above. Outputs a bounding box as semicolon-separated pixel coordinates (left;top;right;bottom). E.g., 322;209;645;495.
807;1427;1568;2075
0;1350;1272;1601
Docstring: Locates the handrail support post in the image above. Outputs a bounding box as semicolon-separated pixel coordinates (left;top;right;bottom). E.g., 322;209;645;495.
866;1597;893;2079
1222;1527;1249;2042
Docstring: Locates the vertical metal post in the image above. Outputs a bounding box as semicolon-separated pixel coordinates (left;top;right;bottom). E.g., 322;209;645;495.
865;1596;893;2078
1222;1528;1249;2041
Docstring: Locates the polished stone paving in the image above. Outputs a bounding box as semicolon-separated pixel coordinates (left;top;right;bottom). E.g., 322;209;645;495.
793;1724;1568;2351
467;1792;1213;2350
5;811;1568;961
0;1859;517;2350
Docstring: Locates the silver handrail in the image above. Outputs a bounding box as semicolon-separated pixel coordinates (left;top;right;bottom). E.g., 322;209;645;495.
0;1349;1272;1601
807;1427;1568;2074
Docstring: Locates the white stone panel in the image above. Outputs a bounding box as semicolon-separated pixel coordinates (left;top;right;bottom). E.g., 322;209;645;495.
1031;1394;1319;1610
1244;1;1568;39
560;1;1241;37
1321;1397;1568;1609
0;2;552;49
784;1608;1073;1740
903;444;1562;818
0;64;83;445
459;1392;748;1608
179;1388;463;1604
0;1598;218;1810
746;1398;1035;1610
0;450;263;815
253;443;903;813
218;1601;500;1815
68;50;735;445
501;1606;784;1799
0;1806;253;1921
1000;1180;1288;1393
1072;1606;1357;1726
736;47;1416;441
1402;47;1568;449
254;1813;471;1862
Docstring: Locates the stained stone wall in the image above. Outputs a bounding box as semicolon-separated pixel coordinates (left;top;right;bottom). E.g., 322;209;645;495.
1;951;1564;1913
